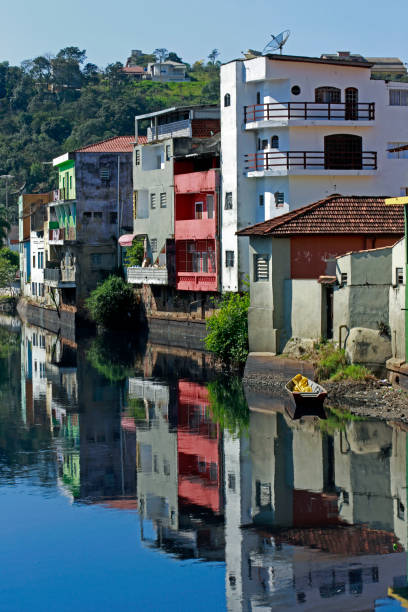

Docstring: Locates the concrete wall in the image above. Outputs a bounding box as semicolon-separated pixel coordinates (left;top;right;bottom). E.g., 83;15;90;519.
248;236;290;353
334;246;393;342
389;238;405;360
133;138;174;263
285;279;323;340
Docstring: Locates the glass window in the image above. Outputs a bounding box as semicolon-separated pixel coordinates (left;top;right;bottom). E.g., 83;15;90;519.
109;212;117;224
388;143;408;159
390;89;408;106
275;192;285;207
259;194;264;207
225;192;233;210
166;145;171;161
195;201;203;219
225;251;234;267
150;238;157;253
206;195;214;219
315;87;341;103
135;149;141;165
224;93;231;107
271;135;279;148
93;211;102;219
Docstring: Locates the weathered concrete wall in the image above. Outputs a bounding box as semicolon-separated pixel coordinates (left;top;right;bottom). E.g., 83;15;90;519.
17;299;76;342
146;317;207;351
133;138;174;263
285;279;323;340
248;236;291;353
389;238;405;360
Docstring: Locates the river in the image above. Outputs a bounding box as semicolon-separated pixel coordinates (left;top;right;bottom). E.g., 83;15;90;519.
0;317;406;611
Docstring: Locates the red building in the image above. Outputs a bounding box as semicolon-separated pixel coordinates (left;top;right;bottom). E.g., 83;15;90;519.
177;381;222;514
174;143;220;292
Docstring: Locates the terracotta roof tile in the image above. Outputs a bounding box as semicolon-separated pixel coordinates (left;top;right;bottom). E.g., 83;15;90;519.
75;135;135;153
121;66;145;74
237;194;404;237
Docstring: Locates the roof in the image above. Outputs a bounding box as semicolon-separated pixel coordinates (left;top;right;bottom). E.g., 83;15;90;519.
223;53;372;69
237;195;405;237
135;104;219;121
75;135;135;153
121;66;145;74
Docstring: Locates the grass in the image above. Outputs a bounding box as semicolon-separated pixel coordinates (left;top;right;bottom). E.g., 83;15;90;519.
305;341;372;382
330;364;372;381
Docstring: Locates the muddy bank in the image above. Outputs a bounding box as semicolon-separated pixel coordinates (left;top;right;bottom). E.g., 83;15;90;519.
244;353;408;421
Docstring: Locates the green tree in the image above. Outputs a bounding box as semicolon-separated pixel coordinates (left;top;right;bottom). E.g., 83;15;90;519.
0;248;18;294
124;239;144;267
85;275;138;329
205;292;250;368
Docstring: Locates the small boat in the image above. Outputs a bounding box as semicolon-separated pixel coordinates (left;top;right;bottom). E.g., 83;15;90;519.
285;374;327;413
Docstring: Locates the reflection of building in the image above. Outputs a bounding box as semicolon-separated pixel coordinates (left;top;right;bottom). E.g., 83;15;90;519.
224;405;408;610
132;377;225;560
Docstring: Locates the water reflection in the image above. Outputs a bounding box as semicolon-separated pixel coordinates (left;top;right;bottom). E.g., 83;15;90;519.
1;317;408;610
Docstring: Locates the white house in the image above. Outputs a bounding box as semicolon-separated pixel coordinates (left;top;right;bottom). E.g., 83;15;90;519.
220;53;408;291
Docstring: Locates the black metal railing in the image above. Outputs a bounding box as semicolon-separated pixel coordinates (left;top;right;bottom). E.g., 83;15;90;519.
245;150;377;171
244;102;375;123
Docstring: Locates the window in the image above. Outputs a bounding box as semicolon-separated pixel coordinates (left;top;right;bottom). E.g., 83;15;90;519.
163;459;170;476
206;194;214;219
93;211;103;220
83;211;92;220
32;254;35;268
150;193;156;209
38;283;44;297
197;457;206;473
135;149;141;165
91;253;102;266
259;194;264;207
260;139;268;150
341;272;348;285
228;473;236;492
209;462;217;481
195;201;203;219
99;167;110;181
388;143;408;159
271;135;279;148
324;134;362;169
31;282;37;295
345;87;359;120
390;89;408;106
38;252;44;268
153;455;159;473
166;145;171;161
274;192;284;207
224;93;231;107
256;91;261;105
225;251;234;267
291;85;301;95
160;192;167;208
150;238;157;253
109;212;117;224
225;192;233;210
396;267;404;285
254;254;269;281
315;86;341;103
398;498;405;520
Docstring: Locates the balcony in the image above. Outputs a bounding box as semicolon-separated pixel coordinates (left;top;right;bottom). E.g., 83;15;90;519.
49;188;75;203
44;266;76;288
244;102;375;126
174;169;219;194
48;227;76;244
126;266;168;285
175;218;216;240
147;119;191;142
245;150;377;176
176;272;217;292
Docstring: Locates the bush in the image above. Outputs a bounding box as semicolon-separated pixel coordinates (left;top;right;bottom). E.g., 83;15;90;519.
315;344;347;380
205;292;250;368
330;364;371;381
85;275;137;329
124;239;144;267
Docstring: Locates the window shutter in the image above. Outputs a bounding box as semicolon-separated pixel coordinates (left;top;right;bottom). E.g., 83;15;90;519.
255;255;269;281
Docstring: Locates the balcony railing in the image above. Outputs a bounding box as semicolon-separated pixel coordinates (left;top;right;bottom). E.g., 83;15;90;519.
44;266;76;286
126;266;168;285
175;218;216;240
245;150;377;171
147;119;191;142
176;272;217;292
49;188;75;202
244;102;375;123
48;227;76;243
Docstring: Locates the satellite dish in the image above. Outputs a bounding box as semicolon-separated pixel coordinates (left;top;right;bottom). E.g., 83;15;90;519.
262;30;291;55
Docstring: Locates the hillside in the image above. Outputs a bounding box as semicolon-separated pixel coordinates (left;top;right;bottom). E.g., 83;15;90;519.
0;47;220;216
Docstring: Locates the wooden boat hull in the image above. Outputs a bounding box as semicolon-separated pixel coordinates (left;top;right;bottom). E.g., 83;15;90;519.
285;377;327;419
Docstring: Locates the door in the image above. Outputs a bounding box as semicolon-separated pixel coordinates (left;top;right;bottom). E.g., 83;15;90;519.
324;134;362;170
325;287;334;339
345;87;358;120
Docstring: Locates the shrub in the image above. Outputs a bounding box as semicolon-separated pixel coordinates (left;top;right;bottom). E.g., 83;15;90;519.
204;292;250;368
330;364;371;381
85;275;137;329
124;239;144;267
315;344;347;380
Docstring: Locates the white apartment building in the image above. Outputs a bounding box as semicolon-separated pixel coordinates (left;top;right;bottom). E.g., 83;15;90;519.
220;53;408;291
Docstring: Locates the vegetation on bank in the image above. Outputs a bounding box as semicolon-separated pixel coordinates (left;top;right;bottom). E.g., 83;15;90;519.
205;292;250;369
318;405;365;435
86;330;144;382
310;341;372;382
0;247;19;294
124;239;144;267
0;46;220;223
85;275;138;330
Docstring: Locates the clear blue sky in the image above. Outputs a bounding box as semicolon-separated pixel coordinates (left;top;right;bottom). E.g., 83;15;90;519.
1;0;408;68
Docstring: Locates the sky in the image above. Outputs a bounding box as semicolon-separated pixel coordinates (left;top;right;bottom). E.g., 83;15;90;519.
1;0;408;68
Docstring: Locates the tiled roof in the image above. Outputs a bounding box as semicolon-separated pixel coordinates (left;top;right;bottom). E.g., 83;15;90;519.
137;135;147;144
237;194;404;237
75;135;135;153
121;66;144;74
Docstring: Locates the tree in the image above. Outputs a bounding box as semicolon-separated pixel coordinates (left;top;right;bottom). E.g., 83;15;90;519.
56;47;86;64
124;239;144;267
208;49;220;64
167;52;183;63
85;275;138;329
0;248;18;295
205;292;250;368
153;48;169;63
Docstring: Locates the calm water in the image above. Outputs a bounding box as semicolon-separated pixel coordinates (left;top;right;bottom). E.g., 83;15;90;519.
0;317;407;611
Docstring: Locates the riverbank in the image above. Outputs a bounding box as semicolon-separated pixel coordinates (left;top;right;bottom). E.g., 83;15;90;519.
243;353;408;421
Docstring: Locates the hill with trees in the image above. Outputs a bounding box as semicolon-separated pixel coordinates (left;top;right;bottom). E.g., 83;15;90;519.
0;47;221;219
